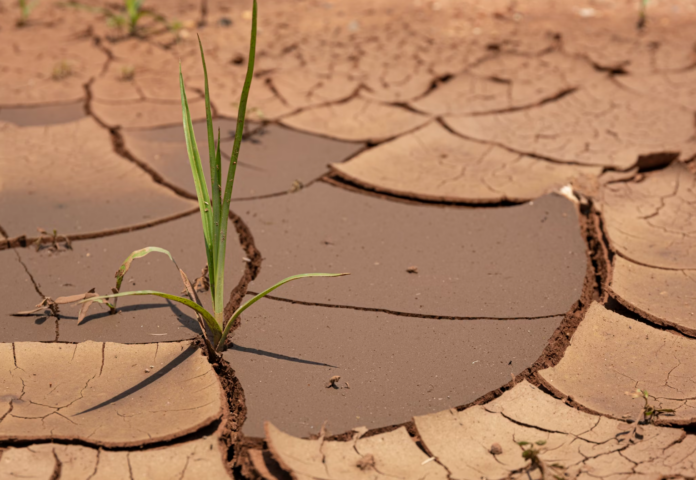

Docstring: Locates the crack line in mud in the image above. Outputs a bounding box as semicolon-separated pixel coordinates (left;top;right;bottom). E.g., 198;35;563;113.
222;210;262;330
0;207;199;251
322;175;525;207
245;293;568;321
49;448;62;480
12;249;46;299
435;117;641;170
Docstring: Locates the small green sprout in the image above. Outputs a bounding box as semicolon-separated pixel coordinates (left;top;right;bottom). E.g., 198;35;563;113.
517;440;566;480
34;228;72;252
620;388;675;442
79;0;347;356
120;65;135;81
66;0;166;37
51;60;73;81
17;0;38;26
637;0;648;29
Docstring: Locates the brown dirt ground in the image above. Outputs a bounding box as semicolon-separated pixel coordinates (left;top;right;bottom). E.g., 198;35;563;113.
1;0;696;478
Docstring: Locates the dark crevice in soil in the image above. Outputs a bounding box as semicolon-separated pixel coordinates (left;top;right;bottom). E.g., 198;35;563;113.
91;35;115;78
586;203;612;301
223;210;262;330
321;175;524;208
198;0;208;27
437;117;626;170
49;448;62;480
0;207;199;251
205;351;248;474
324;171;529;207
467;87;578;117
610;289;696;339
264;78;291;108
635;152;680;172
408;73;454;103
126;453;135;480
248;292;568;321
0;420;223;452
272;84;364;123
13;249;45;299
86;82;200;201
604;296;695;339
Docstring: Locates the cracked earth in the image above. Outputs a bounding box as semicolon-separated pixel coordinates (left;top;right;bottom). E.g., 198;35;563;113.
1;0;696;478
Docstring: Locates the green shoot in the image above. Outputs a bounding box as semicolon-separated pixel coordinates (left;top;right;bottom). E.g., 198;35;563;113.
78;0;348;355
620;389;675;443
51;60;73;81
637;0;648;30
66;0;166;36
34;227;72;252
517;441;565;480
17;0;38;26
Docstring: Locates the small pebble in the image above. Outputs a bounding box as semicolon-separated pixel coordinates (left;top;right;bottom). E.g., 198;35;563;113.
325;375;341;388
490;443;503;455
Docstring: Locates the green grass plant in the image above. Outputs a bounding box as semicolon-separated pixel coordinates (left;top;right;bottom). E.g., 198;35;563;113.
517;441;565;480
66;0;166;36
17;0;38;26
81;0;347;355
637;0;648;29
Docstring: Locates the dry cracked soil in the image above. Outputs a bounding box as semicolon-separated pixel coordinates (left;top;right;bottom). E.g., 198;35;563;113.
1;0;696;478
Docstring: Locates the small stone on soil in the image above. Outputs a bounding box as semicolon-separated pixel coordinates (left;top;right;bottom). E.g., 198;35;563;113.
325;375;341;388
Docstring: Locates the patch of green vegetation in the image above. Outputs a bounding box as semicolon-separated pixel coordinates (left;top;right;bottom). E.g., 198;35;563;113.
619;388;675;442
17;0;38;26
637;0;649;29
81;0;347;357
517;440;566;480
51;60;73;80
120;65;135;81
66;0;168;37
34;228;72;252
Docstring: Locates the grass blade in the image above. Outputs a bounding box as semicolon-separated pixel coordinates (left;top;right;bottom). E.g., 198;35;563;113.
81;291;222;343
77;291;99;325
216;272;348;351
197;37;221;308
179;66;215;301
215;0;257;319
111;245;215;348
114;246;178;292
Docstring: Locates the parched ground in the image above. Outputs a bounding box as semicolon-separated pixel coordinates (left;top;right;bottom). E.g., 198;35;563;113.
1;0;696;478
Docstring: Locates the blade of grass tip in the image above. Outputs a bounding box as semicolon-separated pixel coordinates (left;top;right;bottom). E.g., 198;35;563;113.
114;246;176;293
197;37;220;307
110;246;214;345
215;0;257;323
77;291;99;325
212;129;223;310
81;291;222;343
216;272;348;351
179;66;215;293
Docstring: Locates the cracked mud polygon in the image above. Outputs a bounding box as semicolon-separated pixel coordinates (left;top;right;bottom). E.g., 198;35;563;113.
2;0;696;478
